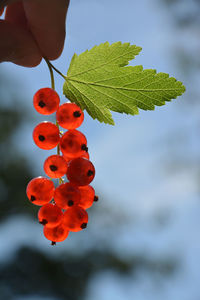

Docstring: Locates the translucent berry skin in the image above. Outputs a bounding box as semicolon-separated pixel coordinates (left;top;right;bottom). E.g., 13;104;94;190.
56;103;84;129
26;176;54;206
43;222;69;242
33;88;60;115
61;155;72;165
67;157;95;186
38;203;63;228
33;121;60;150
60;130;88;159
63;206;88;232
78;185;95;209
54;182;81;209
63;151;90;164
43;155;68;178
81;151;90;160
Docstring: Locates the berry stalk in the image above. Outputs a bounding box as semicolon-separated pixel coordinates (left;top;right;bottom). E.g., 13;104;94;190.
44;58;55;91
45;58;62;175
44;58;67;81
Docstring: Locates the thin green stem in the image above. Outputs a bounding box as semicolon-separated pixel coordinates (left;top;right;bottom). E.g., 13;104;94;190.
45;59;67;80
59;178;64;184
44;58;55;90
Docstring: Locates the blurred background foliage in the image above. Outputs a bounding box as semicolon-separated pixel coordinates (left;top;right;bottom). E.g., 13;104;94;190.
0;76;36;221
0;76;177;299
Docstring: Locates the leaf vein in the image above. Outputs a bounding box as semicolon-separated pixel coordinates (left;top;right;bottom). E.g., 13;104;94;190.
68;46;139;78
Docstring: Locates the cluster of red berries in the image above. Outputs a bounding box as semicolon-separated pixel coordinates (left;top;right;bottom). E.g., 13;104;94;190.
26;88;98;245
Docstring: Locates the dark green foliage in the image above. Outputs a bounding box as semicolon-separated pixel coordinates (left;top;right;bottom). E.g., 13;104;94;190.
0;83;37;221
0;247;176;300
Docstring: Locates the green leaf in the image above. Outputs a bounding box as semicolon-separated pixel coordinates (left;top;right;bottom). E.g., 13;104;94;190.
63;42;186;125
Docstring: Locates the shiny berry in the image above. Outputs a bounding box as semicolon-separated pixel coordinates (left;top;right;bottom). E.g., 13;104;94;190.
67;157;95;186
62;151;90;164
43;223;69;243
81;151;90;160
54;182;81;209
33;88;60;115
61;155;71;165
60;130;88;159
78;185;96;209
63;206;88;232
33;121;60;150
38;203;63;227
56;103;84;129
43;155;68;178
26;176;54;206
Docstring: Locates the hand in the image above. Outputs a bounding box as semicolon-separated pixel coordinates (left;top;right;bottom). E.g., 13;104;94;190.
0;0;70;67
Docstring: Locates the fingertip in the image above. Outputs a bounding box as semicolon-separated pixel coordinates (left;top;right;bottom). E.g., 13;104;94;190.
12;53;42;67
44;28;66;61
0;20;42;67
23;0;69;60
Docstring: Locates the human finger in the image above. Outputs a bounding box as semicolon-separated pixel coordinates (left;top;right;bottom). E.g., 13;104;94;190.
0;19;42;67
23;0;70;60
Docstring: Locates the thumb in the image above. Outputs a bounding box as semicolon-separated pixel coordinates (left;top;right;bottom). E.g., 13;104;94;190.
0;20;42;67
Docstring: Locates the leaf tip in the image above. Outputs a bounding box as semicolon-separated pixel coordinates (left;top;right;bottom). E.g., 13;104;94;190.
137;46;142;52
110;120;115;126
181;82;186;93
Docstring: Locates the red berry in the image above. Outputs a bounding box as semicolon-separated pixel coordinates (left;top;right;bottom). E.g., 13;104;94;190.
43;155;68;178
67;157;95;186
60;130;88;159
78;185;96;209
81;151;90;160
63;206;88;232
56;103;84;129
38;203;63;227
43;222;69;243
61;155;71;164
62;151;90;164
26;177;54;206
33;88;60;115
33;121;60;150
54;182;81;209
